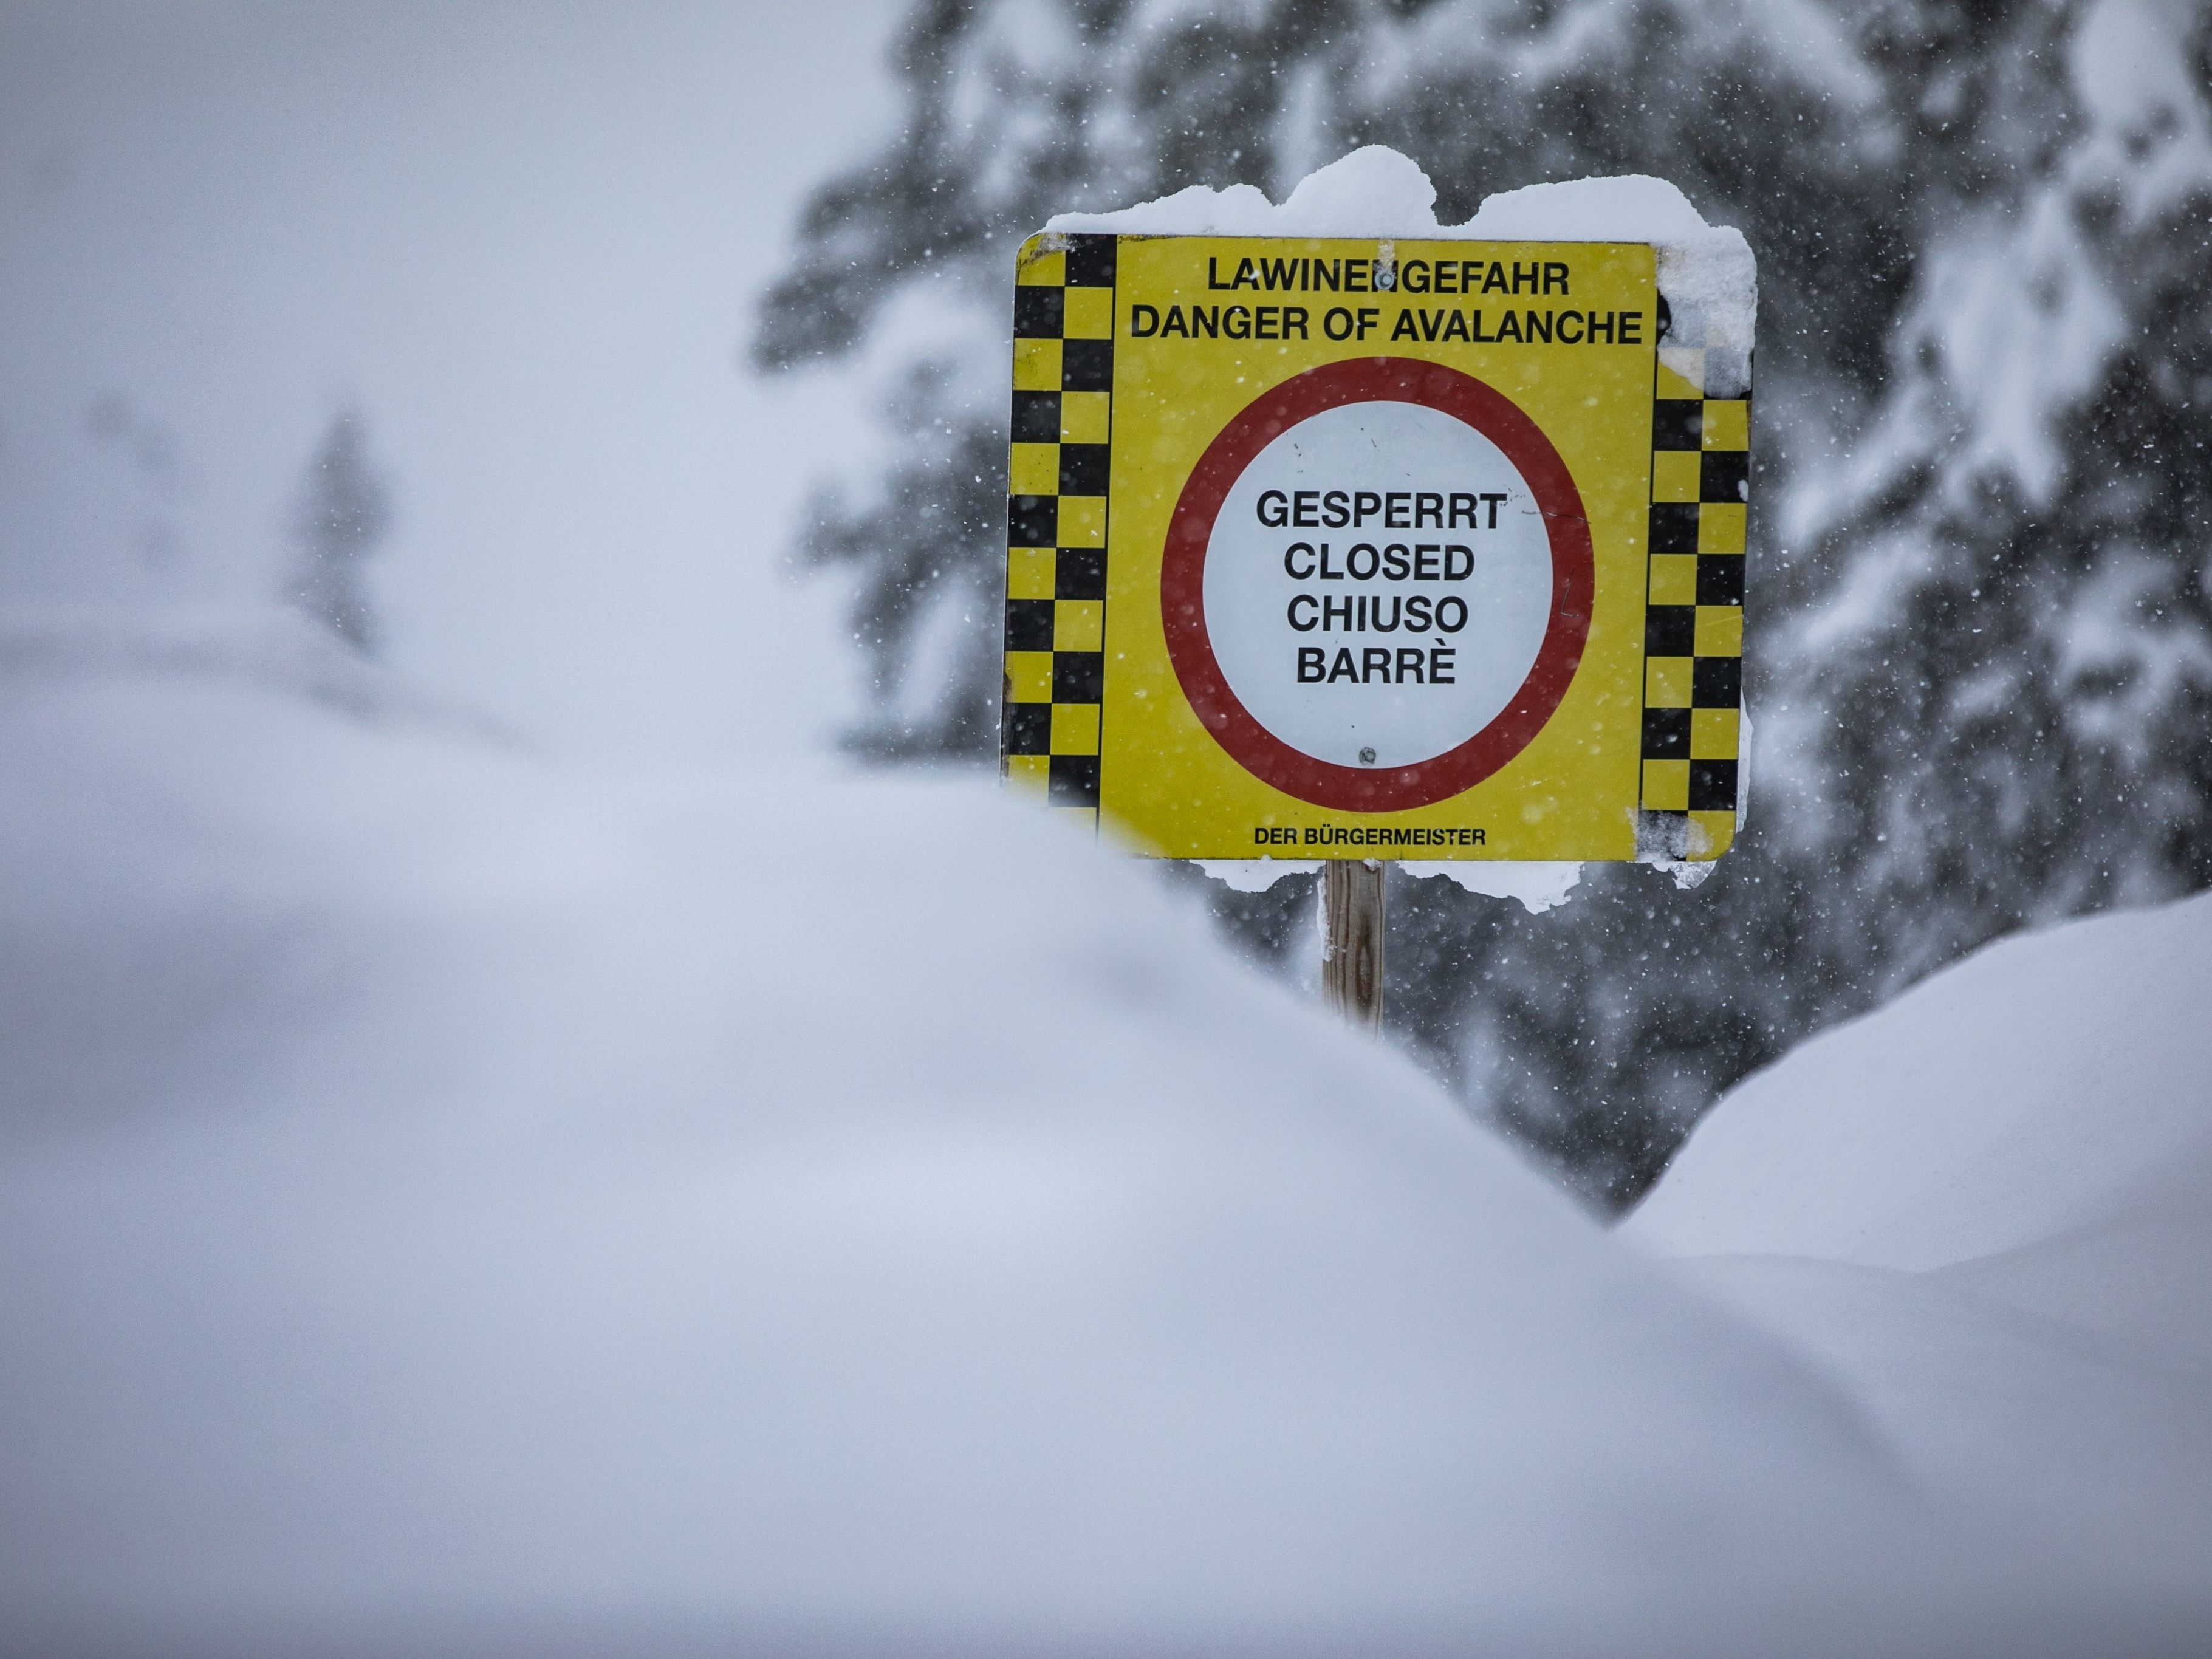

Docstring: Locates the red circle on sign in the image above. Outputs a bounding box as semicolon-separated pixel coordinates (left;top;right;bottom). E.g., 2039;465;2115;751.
1160;357;1594;813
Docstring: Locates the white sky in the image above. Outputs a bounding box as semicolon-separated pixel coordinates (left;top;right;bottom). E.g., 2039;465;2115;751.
0;0;911;763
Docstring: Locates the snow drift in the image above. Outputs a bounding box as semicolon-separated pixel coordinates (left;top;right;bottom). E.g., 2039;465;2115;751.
1626;892;2212;1592
1;632;2196;1655
1626;889;2212;1276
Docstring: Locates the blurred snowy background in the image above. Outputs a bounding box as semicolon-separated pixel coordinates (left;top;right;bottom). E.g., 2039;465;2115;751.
7;2;2212;1653
0;0;895;762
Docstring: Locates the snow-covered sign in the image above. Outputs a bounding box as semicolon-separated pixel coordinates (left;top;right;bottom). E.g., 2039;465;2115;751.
999;210;1753;863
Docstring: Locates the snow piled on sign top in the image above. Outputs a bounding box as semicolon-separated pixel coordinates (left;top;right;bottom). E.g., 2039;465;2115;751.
1076;146;1755;900
0;649;2191;1656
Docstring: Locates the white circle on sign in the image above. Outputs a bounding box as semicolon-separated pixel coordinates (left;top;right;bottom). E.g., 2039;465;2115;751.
1199;400;1554;772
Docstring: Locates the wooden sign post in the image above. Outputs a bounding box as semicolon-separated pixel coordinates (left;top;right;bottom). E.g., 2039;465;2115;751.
1322;860;1385;1029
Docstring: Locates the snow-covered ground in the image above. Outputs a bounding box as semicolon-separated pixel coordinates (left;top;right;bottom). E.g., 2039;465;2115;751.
2;639;2208;1656
1625;890;2212;1594
9;10;2208;1649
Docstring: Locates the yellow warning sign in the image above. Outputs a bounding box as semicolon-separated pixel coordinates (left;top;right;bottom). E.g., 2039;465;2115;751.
1000;232;1749;862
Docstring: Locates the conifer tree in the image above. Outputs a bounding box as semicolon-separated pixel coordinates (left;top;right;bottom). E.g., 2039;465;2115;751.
287;409;392;656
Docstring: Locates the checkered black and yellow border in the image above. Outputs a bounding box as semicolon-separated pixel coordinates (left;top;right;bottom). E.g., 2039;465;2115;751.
999;231;1117;831
1636;303;1749;860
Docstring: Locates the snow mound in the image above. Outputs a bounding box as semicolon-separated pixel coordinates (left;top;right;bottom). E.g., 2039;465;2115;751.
0;604;509;741
1624;892;2212;1593
0;658;2166;1655
1624;891;2212;1275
